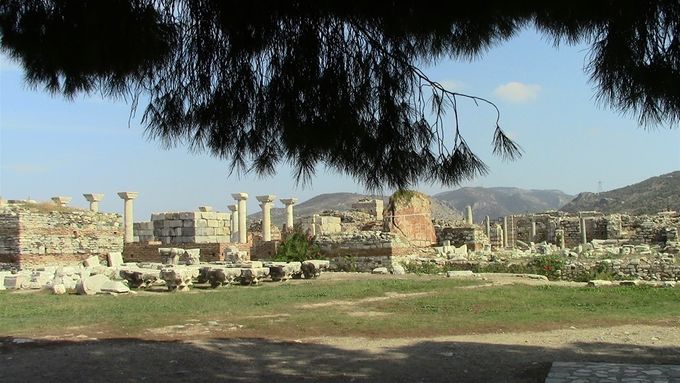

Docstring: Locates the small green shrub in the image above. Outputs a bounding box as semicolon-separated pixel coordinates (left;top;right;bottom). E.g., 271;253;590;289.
527;254;565;280
273;229;321;262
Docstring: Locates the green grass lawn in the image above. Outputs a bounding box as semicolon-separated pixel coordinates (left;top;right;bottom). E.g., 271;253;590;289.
1;277;679;339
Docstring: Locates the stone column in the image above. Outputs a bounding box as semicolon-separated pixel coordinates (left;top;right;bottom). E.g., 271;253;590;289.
231;193;248;243
280;198;298;232
503;216;509;248
83;193;104;212
465;205;473;225
580;217;588;245
256;195;276;241
530;219;537;242
117;192;139;243
227;204;238;243
496;226;504;250
485;216;491;239
51;196;72;207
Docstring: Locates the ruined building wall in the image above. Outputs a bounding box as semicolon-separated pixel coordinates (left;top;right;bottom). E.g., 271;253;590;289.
436;226;489;251
0;207;123;266
315;231;416;271
351;199;384;220
495;211;679;249
383;191;436;247
147;211;231;244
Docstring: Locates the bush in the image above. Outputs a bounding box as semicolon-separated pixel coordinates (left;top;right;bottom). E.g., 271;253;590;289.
272;229;321;262
527;254;565;280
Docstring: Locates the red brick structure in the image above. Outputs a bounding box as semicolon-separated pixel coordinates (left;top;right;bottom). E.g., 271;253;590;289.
383;191;436;247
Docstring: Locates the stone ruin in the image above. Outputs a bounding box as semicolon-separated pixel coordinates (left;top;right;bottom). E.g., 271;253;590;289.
1;246;330;294
1;188;679;292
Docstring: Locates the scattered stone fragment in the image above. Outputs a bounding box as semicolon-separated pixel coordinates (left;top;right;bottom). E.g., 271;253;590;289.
587;280;613;287
446;270;474;278
83;255;101;267
240;267;269;285
76;274;111;295
107;252;124;267
101;280;131;294
391;264;406;275
52;284;66;295
372;267;389;274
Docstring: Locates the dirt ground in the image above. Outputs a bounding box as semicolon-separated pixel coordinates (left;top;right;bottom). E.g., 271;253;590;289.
1;273;679;382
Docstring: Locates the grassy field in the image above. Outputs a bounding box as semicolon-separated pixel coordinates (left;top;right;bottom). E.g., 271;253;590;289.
1;277;679;339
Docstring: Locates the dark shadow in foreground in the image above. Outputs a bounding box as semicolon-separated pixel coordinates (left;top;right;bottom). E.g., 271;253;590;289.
0;336;678;382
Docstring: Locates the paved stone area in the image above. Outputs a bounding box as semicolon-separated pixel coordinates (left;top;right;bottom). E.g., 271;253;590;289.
546;362;680;383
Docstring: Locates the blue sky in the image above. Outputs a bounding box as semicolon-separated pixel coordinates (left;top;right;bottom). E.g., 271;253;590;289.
1;28;678;220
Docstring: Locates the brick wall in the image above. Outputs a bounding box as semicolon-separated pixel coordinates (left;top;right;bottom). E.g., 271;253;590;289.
0;205;122;266
383;192;436;246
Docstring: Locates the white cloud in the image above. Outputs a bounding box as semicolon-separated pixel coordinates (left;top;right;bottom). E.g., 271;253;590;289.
493;82;541;103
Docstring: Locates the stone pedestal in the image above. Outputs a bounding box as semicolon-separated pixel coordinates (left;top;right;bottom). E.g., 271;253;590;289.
51;196;72;207
231;193;248;243
117;192;139;243
280;198;298;232
83;193;104;212
227;204;238;243
256;195;276;241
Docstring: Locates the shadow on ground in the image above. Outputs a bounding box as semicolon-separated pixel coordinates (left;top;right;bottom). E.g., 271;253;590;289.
0;336;678;382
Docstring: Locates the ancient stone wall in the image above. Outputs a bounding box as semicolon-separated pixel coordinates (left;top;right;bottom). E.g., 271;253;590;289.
383;191;436;246
149;211;230;244
314;231;416;271
0;205;122;266
561;258;679;282
133;221;154;242
436;226;489;251
351;199;384;220
298;215;342;236
497;211;679;249
249;240;279;260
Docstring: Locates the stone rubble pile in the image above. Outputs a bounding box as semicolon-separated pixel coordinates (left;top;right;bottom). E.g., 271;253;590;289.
0;248;330;294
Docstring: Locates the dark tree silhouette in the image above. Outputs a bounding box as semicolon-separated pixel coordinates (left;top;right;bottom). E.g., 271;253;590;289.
1;1;677;189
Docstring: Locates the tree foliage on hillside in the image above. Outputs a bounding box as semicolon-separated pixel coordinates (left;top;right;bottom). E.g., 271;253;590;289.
1;1;677;189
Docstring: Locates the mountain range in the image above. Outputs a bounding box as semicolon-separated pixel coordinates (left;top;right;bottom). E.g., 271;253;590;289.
248;171;678;224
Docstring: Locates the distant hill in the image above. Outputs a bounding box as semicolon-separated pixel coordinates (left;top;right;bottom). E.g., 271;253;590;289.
560;171;680;215
248;192;461;225
433;187;574;223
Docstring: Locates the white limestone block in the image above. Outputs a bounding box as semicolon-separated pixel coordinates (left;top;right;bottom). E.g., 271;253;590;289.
107;252;124;267
76;274;111;295
52;284;67;295
83;255;100;267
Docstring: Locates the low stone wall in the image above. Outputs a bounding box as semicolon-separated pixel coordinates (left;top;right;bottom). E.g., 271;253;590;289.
562;258;680;281
315;231;417;271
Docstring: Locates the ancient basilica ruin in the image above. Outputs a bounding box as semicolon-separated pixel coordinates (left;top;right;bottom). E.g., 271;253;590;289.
0;189;678;294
